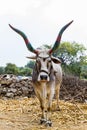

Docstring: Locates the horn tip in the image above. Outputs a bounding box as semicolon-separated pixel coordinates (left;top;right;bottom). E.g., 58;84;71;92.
70;20;74;24
9;24;13;29
9;24;11;27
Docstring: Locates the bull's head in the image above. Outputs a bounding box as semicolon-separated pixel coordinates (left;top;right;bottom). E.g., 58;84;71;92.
9;21;73;82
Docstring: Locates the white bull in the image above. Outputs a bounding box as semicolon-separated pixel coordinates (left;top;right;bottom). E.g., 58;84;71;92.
9;20;73;126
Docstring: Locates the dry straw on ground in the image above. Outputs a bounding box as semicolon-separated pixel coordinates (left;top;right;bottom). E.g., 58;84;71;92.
0;97;87;130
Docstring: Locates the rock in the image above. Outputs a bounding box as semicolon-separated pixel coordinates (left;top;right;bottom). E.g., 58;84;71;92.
22;87;29;95
0;87;7;94
16;90;23;96
6;92;14;98
8;88;17;93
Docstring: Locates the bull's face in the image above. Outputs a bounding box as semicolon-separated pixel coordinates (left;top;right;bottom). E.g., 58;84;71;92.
30;50;61;82
36;51;52;82
36;56;51;82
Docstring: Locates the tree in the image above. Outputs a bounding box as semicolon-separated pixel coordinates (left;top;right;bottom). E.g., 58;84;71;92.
0;67;5;74
80;55;87;79
53;42;87;77
53;42;86;64
80;65;87;79
5;63;19;75
18;67;32;76
25;60;35;69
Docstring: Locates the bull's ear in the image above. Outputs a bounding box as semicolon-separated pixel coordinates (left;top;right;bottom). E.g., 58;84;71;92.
26;56;36;59
51;56;61;64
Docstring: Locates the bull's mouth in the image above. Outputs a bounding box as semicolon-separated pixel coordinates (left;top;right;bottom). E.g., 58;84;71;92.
39;79;49;82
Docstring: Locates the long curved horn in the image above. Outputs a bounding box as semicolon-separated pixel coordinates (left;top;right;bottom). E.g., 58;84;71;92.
48;20;73;54
9;24;38;54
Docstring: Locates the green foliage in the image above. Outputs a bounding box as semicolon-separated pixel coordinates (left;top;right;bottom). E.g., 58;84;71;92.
0;67;5;74
18;67;32;76
80;63;87;79
5;63;19;75
52;42;86;77
53;42;86;64
25;60;35;69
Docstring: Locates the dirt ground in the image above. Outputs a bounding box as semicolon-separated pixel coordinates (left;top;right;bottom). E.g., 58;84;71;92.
0;97;87;130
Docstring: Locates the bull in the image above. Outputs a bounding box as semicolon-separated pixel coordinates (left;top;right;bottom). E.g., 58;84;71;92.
9;21;73;126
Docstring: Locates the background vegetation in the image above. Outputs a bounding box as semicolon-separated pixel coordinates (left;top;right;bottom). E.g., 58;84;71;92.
0;42;87;79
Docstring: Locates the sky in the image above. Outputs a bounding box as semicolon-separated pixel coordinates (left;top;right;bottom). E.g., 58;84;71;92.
0;0;87;67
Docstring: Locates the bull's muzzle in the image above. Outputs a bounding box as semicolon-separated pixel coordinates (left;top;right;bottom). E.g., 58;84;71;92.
38;70;49;82
40;75;48;80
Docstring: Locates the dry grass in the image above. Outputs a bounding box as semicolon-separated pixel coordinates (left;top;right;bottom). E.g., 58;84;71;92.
0;97;87;130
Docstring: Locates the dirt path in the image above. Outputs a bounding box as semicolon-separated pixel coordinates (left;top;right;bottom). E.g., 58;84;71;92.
0;97;87;130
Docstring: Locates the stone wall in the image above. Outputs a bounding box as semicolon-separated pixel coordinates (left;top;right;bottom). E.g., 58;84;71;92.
60;75;87;102
0;74;35;99
0;74;87;102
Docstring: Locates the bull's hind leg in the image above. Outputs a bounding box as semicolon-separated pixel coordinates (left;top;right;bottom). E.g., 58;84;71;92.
55;84;61;111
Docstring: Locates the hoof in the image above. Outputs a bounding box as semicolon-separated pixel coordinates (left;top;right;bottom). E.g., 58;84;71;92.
40;118;46;124
45;120;52;127
56;106;61;111
56;108;60;111
53;107;60;112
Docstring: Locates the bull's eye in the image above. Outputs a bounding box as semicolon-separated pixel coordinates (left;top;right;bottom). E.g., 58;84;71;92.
47;60;51;68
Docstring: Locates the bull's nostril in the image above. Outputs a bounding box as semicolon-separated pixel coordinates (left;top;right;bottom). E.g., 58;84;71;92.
40;75;47;80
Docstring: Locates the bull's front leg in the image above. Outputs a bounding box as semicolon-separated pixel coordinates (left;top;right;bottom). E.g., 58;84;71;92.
40;98;47;124
39;83;47;124
45;83;55;127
